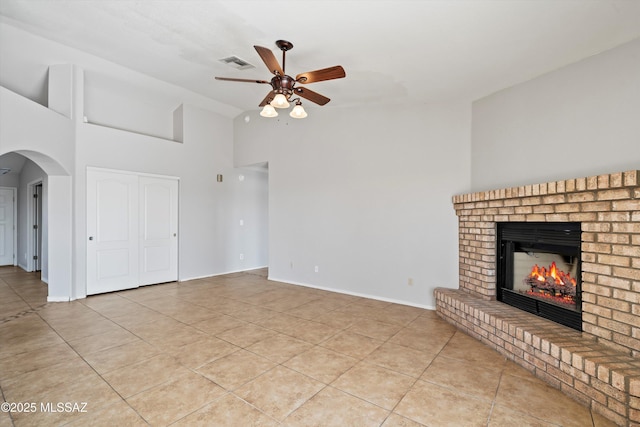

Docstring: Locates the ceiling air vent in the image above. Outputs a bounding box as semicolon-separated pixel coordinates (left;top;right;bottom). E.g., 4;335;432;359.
0;168;11;175
218;55;255;70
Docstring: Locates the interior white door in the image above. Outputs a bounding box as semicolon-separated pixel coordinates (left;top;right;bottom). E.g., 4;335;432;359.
0;188;15;266
87;170;139;295
139;176;178;286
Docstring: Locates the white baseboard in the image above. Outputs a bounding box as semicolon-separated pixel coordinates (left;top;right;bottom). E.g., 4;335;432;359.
47;296;71;302
267;276;435;311
179;265;269;283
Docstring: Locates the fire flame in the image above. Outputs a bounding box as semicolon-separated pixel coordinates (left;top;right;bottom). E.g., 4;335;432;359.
528;261;576;287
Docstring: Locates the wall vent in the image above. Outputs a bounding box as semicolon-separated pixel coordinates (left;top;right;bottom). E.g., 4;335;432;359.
218;56;255;70
0;168;11;175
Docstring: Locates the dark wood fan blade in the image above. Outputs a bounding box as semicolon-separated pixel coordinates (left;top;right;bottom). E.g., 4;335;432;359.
294;87;330;106
254;45;284;76
259;91;275;107
295;66;345;83
215;77;271;84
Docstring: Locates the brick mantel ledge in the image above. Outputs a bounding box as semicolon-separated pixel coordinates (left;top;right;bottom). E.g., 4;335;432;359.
435;287;640;426
436;170;640;426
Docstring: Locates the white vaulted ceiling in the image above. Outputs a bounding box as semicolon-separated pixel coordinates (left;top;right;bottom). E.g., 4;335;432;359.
1;0;640;115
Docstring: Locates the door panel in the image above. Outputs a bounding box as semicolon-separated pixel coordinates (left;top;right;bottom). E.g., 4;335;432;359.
0;188;15;266
139;177;178;286
87;170;139;295
97;248;131;278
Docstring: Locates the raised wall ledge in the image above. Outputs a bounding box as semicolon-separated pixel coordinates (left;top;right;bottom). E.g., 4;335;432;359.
452;170;640;204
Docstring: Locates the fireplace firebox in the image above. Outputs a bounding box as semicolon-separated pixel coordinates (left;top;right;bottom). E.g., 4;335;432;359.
497;222;581;330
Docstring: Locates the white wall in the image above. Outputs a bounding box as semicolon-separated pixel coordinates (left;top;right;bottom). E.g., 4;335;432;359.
235;102;471;308
0;87;75;171
71;77;269;296
0;21;268;300
471;37;640;191
0;84;74;300
0;174;19;188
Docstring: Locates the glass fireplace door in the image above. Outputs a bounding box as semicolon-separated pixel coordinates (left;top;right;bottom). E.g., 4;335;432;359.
497;222;582;330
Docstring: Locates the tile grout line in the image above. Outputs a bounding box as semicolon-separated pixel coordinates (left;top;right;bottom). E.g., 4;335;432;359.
32;300;152;425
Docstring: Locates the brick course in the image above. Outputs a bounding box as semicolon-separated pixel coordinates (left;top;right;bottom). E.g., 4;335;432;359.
450;170;639;355
436;170;639;426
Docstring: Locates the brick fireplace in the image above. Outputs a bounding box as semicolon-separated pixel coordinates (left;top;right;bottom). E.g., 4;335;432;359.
435;170;640;426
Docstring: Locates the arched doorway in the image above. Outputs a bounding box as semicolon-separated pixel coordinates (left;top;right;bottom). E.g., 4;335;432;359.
0;150;73;301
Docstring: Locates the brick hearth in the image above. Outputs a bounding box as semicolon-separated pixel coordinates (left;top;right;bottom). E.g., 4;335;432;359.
435;170;640;426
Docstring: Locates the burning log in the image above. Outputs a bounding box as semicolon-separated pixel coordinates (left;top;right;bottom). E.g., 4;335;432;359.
524;261;577;299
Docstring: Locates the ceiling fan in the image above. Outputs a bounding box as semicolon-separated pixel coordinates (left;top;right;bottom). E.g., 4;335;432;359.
215;40;346;118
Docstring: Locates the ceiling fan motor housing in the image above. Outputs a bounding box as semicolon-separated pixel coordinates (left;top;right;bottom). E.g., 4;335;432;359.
271;74;295;96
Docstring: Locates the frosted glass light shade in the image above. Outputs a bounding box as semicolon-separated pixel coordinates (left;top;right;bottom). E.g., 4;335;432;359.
270;93;290;108
260;104;278;117
289;103;307;119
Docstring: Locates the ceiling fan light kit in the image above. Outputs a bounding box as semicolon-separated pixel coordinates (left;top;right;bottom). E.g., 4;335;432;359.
289;101;308;119
216;40;345;119
259;104;278;118
271;93;290;108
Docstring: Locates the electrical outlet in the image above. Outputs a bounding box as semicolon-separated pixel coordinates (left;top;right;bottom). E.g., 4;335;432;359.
239;254;244;260
290;261;294;269
314;266;319;273
239;219;244;226
408;278;413;286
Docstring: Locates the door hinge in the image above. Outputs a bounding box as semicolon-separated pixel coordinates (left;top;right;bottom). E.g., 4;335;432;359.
33;224;38;230
33;193;39;198
33;255;38;260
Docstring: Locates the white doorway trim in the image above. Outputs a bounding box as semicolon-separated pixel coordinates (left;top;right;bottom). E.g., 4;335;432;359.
12;150;72;302
0;186;17;266
27;179;43;273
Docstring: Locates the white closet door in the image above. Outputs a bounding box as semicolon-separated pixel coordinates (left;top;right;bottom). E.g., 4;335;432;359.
0;188;15;266
139;176;178;286
87;170;139;295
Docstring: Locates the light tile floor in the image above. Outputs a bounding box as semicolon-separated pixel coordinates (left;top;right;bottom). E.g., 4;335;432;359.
0;266;617;426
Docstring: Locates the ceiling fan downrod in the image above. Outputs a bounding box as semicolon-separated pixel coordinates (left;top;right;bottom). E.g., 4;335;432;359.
275;40;293;75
